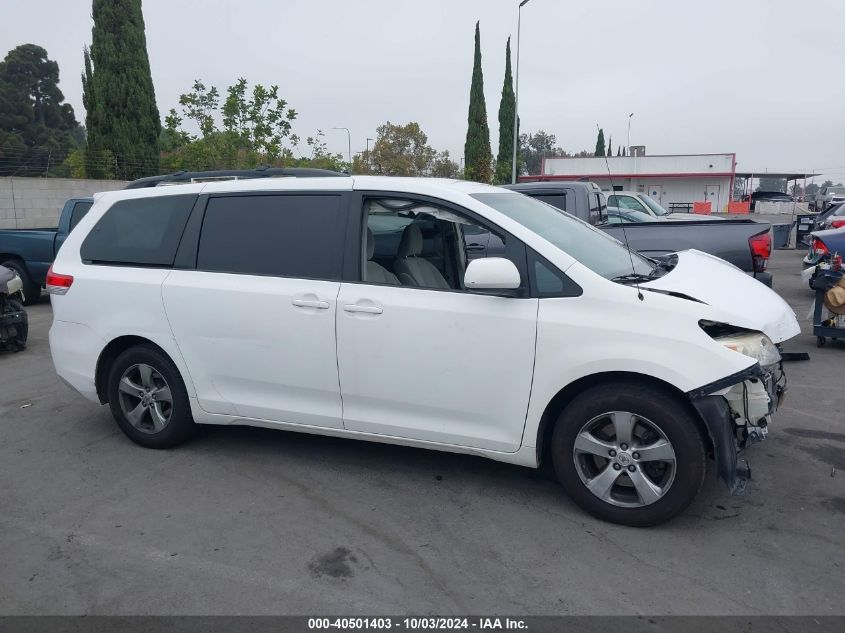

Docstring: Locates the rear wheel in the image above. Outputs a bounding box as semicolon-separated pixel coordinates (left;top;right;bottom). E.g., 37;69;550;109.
107;345;195;448
1;259;39;305
551;382;706;527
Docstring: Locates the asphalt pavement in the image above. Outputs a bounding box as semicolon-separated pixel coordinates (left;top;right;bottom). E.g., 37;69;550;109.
0;247;842;615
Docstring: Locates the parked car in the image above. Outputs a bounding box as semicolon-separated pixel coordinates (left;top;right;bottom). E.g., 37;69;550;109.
603;207;656;224
0;197;93;304
812;202;844;230
604;190;714;221
814;185;845;211
506;182;775;286
49;170;799;527
802;226;845;286
742;191;793;211
817;204;845;231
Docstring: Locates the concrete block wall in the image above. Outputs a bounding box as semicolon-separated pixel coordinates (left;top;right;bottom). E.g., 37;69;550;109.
0;177;128;229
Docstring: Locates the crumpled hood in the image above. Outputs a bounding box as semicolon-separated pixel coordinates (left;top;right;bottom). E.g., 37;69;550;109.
642;250;801;343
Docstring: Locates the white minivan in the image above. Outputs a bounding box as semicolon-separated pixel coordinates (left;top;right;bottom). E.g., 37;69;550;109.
48;172;800;526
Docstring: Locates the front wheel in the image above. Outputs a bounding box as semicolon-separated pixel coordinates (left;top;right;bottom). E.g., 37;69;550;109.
551;383;706;527
107;344;195;449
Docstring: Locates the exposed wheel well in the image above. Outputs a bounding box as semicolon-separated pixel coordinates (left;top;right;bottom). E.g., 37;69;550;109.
535;371;713;468
0;254;27;272
95;336;169;404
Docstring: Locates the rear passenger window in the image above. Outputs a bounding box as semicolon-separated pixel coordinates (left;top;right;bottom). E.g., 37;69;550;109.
534;194;567;211
69;201;93;233
197;194;343;279
81;195;196;266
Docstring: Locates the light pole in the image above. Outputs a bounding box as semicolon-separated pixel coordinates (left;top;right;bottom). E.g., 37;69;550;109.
332;127;351;165
512;0;531;184
366;137;374;171
626;112;634;153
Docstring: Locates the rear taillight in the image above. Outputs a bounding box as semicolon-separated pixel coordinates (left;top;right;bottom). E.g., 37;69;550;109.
749;232;771;273
45;265;73;295
830;219;845;229
812;237;830;257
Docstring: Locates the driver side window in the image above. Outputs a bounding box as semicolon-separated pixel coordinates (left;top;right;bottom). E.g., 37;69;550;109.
360;198;519;293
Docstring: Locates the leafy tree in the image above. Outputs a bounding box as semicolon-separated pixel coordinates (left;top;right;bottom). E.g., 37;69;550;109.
0;44;80;176
85;0;160;179
594;128;605;157
494;37;516;184
364;121;444;176
161;78;300;171
805;182;820;197
430;150;460;178
463;22;492;183
518;130;566;175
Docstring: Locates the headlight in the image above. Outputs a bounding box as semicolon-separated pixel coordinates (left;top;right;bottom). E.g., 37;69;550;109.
715;331;781;366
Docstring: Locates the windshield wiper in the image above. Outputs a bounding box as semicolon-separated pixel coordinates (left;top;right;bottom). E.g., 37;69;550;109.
611;273;655;284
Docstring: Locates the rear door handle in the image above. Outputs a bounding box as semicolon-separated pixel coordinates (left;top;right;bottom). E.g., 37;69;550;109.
343;304;383;314
292;299;330;309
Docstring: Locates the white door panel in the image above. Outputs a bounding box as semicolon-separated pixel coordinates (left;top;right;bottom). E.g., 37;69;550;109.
336;283;538;452
162;271;343;427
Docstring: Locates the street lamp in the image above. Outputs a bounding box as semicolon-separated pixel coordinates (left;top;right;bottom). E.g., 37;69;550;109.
512;0;532;184
627;113;634;153
332;127;351;165
366;137;374;171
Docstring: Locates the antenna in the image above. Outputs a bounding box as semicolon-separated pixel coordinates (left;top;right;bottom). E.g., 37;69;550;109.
598;123;644;301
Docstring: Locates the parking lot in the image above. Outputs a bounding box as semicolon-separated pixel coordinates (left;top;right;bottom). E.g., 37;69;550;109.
0;247;843;616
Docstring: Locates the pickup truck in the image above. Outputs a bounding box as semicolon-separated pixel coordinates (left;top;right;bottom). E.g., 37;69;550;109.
504;182;773;286
0;198;93;304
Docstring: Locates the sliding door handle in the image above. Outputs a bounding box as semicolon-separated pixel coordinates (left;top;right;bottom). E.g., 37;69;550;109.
343;304;383;315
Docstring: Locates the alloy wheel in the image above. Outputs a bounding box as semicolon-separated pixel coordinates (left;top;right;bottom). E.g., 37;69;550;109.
573;411;677;508
117;363;173;434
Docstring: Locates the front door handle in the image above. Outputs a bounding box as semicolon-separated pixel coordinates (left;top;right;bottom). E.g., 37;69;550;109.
343;304;383;315
292;299;330;309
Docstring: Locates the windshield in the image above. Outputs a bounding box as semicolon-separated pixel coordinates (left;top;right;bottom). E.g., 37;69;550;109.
472;192;655;280
830;187;845;195
638;194;670;216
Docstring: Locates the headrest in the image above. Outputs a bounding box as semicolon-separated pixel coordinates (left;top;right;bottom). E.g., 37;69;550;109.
397;224;423;257
366;226;375;260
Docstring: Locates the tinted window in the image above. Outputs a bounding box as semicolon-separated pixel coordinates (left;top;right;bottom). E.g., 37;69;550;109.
197;194;342;279
534;194;567;211
69;201;93;233
528;249;581;298
81;195;196;266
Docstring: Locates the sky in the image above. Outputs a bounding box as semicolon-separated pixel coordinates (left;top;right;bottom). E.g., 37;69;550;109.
2;0;844;181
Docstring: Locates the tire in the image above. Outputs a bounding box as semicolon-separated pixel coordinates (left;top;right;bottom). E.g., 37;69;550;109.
3;298;28;351
551;382;706;527
107;344;195;449
1;259;40;306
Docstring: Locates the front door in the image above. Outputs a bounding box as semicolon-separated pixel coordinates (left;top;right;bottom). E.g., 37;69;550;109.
646;185;663;206
335;195;538;452
162;192;347;428
705;184;721;212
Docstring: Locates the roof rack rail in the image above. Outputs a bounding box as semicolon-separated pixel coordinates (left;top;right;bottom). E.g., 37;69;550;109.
124;166;349;189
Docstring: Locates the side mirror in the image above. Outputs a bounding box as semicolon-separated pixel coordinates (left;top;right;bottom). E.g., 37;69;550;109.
464;257;521;290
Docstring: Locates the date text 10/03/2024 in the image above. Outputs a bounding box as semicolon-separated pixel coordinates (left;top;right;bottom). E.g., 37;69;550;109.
307;618;528;630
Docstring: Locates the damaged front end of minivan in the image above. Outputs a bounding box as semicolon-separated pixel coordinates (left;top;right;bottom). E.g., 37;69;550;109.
688;323;788;494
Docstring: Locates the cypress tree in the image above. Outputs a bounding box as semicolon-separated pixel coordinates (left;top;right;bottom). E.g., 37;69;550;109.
594;128;605;157
464;22;492;183
617;145;621;156
494;37;515;184
606;136;612;157
86;0;160;179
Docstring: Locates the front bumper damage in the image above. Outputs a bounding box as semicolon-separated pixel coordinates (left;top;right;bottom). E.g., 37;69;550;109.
687;362;786;494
